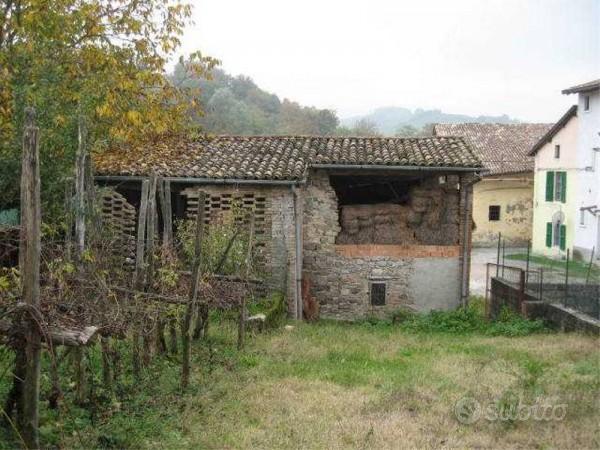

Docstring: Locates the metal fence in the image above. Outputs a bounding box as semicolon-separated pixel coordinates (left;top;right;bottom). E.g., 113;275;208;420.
489;234;600;320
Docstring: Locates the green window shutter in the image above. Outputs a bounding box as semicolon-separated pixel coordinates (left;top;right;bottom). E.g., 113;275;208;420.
559;225;566;251
546;222;553;248
545;171;555;201
560;172;567;203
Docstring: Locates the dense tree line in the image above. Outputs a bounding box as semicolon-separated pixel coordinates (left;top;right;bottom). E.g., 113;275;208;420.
171;65;340;136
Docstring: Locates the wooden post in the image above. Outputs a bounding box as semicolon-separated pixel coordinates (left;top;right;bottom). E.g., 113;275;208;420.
18;107;42;449
84;140;97;238
214;229;240;274
74;115;87;256
181;190;205;389
158;179;173;248
133;179;150;379
64;180;74;261
134;180;150;289
143;174;159;363
145;173;158;290
238;216;255;351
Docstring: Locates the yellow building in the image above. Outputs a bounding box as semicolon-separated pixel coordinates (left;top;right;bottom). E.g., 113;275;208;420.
434;123;552;247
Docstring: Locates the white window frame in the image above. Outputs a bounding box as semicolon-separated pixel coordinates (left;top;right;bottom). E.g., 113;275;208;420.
583;95;590;112
554;144;560;159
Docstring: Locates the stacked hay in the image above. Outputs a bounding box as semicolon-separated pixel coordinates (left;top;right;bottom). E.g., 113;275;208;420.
336;185;451;245
336;203;417;244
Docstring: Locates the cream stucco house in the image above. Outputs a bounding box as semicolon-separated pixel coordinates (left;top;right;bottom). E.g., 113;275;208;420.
529;79;600;260
434;123;552;247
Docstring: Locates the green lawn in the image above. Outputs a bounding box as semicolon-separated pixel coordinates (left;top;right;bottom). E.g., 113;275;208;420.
6;314;596;449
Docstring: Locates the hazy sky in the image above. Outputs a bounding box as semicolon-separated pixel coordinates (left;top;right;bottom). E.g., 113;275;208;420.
176;0;599;122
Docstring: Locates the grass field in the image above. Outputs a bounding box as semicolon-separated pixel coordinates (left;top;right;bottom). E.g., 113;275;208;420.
1;306;599;449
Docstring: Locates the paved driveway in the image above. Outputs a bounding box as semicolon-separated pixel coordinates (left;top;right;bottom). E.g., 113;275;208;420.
470;247;527;296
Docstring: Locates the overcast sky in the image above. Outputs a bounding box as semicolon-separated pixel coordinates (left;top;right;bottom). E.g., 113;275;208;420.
176;0;599;123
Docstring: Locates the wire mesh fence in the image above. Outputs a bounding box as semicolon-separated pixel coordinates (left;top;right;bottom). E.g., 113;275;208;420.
490;233;600;320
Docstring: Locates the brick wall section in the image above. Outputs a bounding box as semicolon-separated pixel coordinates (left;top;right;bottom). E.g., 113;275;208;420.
335;245;460;258
302;169;464;320
182;185;297;312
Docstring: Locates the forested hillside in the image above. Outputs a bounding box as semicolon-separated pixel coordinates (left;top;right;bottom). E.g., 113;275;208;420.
171;65;339;135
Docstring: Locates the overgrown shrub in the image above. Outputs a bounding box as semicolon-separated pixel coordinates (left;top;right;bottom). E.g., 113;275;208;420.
175;203;261;277
376;297;548;336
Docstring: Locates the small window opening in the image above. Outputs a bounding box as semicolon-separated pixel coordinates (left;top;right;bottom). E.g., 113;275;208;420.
554;144;560;159
580;209;586;226
370;282;386;306
488;205;501;221
584;95;590;111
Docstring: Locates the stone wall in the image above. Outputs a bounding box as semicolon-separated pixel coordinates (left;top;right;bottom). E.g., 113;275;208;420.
302;170;464;320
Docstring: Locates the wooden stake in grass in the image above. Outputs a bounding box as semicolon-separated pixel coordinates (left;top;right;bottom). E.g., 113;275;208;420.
143;173;158;364
74;114;87;256
133;179;150;379
18;107;42;449
182;190;205;389
238;216;255;351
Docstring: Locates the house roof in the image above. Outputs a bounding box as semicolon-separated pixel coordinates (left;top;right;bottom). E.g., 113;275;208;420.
562;79;600;95
433;123;553;175
529;105;578;156
93;135;482;182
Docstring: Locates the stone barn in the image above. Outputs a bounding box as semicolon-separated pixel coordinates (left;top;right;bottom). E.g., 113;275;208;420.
94;136;482;320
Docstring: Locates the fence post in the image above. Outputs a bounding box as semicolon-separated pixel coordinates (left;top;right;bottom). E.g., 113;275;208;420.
501;239;506;278
238;216;255;351
496;232;501;277
158;178;173;248
74;115;87;256
586;246;595;285
18;107;42;449
525;240;531;284
485;263;490;319
564;249;570;307
519;269;526;316
132;179;150;379
182;190;205;389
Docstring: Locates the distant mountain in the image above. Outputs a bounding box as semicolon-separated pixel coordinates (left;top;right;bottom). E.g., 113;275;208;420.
342;107;519;135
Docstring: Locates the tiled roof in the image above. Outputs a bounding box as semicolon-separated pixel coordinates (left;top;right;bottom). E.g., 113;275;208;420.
93;136;482;181
562;79;600;95
433;123;552;175
311;136;479;167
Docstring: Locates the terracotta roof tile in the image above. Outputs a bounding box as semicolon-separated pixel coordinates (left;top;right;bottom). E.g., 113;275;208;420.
433;123;552;175
93;135;482;181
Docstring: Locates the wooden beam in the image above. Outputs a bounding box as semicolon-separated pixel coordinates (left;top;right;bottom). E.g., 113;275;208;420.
18;107;41;449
